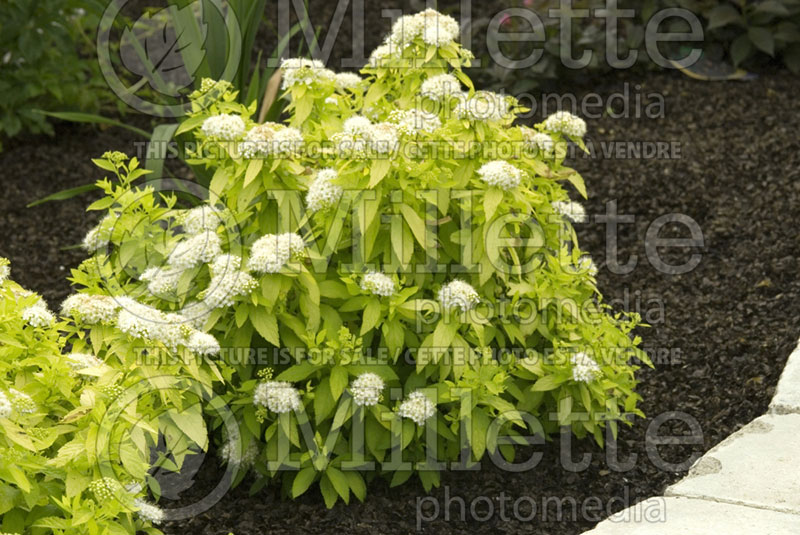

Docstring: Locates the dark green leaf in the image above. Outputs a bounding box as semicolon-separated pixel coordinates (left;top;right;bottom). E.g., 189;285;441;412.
27;184;96;207
33;111;150;137
706;4;743;30
730;34;754;66
748;27;775;56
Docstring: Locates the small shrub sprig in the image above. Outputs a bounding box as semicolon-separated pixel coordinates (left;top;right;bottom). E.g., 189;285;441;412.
0;256;229;534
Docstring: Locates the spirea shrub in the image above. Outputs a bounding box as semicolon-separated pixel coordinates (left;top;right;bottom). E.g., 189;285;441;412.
0;257;223;534
72;8;649;508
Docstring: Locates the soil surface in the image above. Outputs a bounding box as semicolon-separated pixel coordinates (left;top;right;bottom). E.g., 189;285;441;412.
1;11;799;535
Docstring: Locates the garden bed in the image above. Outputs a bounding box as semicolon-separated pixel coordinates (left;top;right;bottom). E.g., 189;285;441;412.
1;68;798;534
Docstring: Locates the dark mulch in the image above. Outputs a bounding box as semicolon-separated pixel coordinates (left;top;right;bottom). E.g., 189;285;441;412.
1;41;799;535
0;120;144;304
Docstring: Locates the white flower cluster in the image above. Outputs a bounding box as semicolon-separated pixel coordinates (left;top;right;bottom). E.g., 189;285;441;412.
570;352;601;383
22;298;54;327
438;280;480;312
253;381;302;413
270;126;304;156
240;123;304;159
334;72;363;90
343;116;372;136
134;499;165;524
180;205;223;235
332;116;399;157
168;231;222;270
521;127;555;155
476;160;525;190
552;200;587;223
454;91;510;122
82;214;117;252
8;389;35;414
544;111;587;138
350;372;385;406
0;258;9;285
140;265;185;295
280;57;335;89
66;352;104;370
397;391;436;424
420;73;461;101
167;312;206;353
112;298;163;340
125;302;186;349
367;42;394;67
240;123;277;158
247;233;305;274
179;300;215;330
305;168;343;213
389;9;460;48
115;297;219;355
220;438;260;468
0;391;11;418
577;256;599;276
201;113;246;140
360;271;396;297
208;253;241;277
388;108;442;136
202;272;256;309
61;293;120;324
367;122;400;154
186;330;222;357
201;255;258;309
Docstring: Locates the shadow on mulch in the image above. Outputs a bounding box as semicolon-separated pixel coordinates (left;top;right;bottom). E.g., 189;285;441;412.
0;69;798;535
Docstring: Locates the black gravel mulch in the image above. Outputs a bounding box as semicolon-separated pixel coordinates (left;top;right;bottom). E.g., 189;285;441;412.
0;69;798;535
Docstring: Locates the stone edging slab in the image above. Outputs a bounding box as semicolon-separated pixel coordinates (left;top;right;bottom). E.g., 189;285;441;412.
770;338;800;415
582;337;800;534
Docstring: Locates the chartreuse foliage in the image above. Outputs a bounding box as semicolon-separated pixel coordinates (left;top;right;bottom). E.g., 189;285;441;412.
0;253;220;533
69;8;649;512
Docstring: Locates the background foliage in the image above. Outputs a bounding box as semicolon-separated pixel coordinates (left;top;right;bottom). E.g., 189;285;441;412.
469;0;799;92
0;0;114;147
